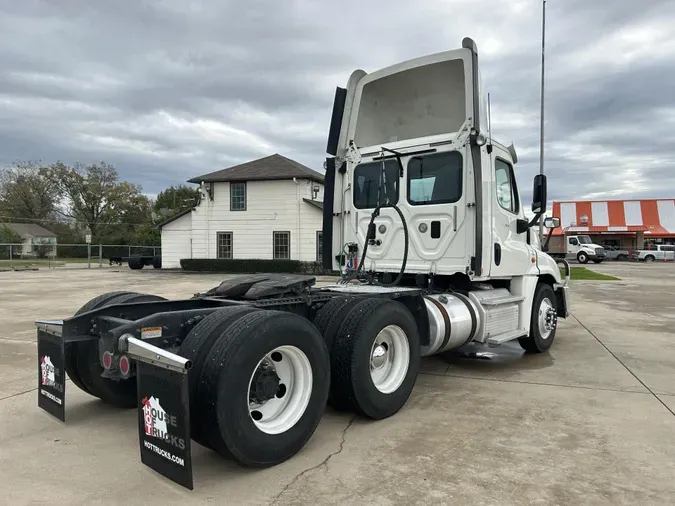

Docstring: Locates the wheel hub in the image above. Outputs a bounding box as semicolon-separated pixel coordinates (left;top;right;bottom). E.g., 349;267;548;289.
371;343;388;369
250;364;281;404
538;298;557;339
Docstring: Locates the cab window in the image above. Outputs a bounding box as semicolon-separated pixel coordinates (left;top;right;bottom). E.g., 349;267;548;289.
407;151;462;205
495;159;519;214
569;238;579;246
353;159;399;209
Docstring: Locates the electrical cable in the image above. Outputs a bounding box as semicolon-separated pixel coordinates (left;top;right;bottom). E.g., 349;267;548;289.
339;147;410;287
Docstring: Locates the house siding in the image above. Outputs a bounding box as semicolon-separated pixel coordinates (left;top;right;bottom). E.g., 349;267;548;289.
164;178;324;266
160;212;192;268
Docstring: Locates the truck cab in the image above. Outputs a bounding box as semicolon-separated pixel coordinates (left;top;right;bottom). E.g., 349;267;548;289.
322;38;561;287
321;37;568;354
566;235;606;264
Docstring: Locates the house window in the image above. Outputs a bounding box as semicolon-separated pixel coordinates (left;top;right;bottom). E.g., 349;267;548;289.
273;231;290;259
217;232;233;259
316;231;323;262
230;182;246;211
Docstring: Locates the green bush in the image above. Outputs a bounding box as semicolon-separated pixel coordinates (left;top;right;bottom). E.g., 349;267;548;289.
180;258;332;274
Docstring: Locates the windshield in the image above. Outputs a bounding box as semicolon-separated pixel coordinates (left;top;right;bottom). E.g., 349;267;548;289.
578;236;592;245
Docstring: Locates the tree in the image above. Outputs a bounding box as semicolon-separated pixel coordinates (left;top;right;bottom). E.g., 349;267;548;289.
47;161;147;242
0;161;60;221
153;185;199;218
0;225;22;258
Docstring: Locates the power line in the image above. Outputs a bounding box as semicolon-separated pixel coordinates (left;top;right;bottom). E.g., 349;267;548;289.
0;215;157;226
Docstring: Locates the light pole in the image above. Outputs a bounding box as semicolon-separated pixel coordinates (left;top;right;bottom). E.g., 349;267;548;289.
538;0;547;244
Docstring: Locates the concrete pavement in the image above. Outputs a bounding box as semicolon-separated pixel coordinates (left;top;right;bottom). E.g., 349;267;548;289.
1;264;674;505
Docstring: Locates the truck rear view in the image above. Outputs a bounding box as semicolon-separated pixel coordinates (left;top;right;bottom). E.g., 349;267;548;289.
36;37;570;490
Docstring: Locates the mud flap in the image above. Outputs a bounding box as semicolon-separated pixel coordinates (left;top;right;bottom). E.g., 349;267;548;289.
37;328;66;422
136;360;193;490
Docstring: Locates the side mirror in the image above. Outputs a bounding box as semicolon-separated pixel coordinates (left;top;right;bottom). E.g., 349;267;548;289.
531;174;547;215
544;217;560;229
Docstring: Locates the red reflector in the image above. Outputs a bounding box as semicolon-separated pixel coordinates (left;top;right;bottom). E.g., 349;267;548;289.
119;355;130;375
102;352;112;370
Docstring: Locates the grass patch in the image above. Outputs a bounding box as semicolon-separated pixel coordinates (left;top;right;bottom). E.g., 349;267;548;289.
561;266;620;281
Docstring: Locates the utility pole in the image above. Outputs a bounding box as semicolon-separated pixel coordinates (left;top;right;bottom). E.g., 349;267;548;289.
538;0;547;244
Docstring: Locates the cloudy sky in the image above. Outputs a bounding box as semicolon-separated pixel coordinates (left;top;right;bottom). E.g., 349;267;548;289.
1;0;674;204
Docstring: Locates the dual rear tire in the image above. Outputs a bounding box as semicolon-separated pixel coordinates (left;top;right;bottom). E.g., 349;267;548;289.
179;308;330;467
179;297;421;467
314;297;421;420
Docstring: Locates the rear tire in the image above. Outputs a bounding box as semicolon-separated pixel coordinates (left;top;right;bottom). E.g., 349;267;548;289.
577;252;589;264
199;310;330;467
313;296;364;353
76;292;166;407
66;291;138;395
128;257;144;270
330;298;420;420
519;283;557;353
152;256;162;269
178;306;261;448
645;255;655;262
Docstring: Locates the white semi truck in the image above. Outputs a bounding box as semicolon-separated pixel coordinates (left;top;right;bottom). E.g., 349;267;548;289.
549;234;606;264
34;37;569;490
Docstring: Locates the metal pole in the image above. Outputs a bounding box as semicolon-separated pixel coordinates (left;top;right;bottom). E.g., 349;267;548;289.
538;0;547;245
98;244;102;267
9;244;12;268
88;243;91;268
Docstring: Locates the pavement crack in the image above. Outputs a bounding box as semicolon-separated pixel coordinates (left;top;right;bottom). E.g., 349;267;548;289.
268;416;356;506
571;313;675;418
0;387;37;402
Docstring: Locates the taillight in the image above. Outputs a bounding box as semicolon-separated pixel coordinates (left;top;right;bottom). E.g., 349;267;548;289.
102;351;113;370
119;355;131;377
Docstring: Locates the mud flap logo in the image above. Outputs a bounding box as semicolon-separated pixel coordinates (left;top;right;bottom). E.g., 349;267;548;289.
41;356;56;386
142;396;186;450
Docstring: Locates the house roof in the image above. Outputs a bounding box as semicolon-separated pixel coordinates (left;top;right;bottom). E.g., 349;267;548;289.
3;222;56;238
188;154;325;185
302;198;323;211
155;207;194;229
552;199;675;237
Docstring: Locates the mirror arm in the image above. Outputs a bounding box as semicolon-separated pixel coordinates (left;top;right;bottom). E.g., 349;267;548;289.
542;225;555;252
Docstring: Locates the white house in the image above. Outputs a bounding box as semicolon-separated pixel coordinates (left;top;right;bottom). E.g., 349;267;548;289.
3;223;57;257
158;154;325;269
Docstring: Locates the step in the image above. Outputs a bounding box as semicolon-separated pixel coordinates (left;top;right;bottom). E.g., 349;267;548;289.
486;329;528;346
480;295;525;306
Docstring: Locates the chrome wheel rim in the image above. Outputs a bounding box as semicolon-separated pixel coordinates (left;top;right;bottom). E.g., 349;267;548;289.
369;325;410;394
247;345;312;435
538;297;556;339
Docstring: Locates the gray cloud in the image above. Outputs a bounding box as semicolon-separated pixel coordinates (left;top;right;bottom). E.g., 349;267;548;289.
1;0;674;208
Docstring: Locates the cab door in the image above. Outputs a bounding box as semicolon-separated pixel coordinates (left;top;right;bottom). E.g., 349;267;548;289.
489;151;531;277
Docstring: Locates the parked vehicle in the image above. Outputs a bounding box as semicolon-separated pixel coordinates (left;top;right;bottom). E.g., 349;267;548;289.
632;244;675;262
108;254;162;269
549;234;606;264
603;246;630;261
34;37;570;490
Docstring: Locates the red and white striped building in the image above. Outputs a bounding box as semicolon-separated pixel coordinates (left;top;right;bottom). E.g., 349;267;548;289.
551;199;675;249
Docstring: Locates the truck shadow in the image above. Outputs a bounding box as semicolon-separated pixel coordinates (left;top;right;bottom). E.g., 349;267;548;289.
435;342;555;373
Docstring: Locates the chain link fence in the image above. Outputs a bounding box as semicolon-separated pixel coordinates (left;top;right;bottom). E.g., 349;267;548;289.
0;243;160;269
